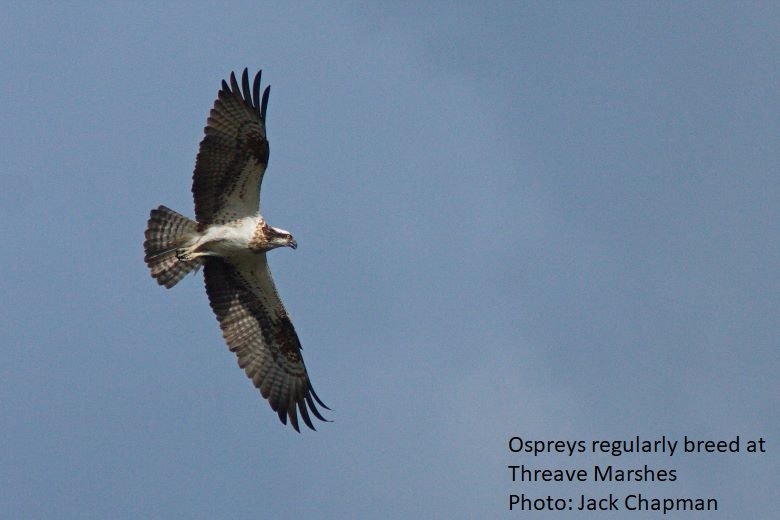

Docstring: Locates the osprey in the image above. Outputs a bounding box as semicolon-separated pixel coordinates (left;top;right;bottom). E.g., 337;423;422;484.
143;69;328;431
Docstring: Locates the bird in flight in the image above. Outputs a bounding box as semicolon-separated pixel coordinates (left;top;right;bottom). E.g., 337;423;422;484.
143;69;328;431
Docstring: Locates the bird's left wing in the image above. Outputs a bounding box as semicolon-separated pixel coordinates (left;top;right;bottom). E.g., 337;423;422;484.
203;256;329;431
192;69;271;224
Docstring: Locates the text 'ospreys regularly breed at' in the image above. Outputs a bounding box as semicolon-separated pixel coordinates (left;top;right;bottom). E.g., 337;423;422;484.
143;69;329;432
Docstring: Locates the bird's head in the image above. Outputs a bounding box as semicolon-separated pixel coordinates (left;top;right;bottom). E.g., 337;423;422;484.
267;226;297;250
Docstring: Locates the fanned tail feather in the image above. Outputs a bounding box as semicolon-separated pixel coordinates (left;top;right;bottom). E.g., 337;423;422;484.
144;205;202;288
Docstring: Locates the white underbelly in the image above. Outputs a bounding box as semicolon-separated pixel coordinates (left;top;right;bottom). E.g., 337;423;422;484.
199;216;260;256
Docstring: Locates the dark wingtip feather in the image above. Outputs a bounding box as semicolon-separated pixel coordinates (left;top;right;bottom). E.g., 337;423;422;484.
305;394;330;423
310;385;331;411
252;70;262;111
241;68;251;106
229;71;240;96
288;407;300;432
299;399;315;430
260;85;270;121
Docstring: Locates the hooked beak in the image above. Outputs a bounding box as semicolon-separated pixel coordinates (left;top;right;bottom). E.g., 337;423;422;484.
289;239;298;250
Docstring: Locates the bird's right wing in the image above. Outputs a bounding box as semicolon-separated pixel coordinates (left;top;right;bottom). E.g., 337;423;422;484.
203;255;329;431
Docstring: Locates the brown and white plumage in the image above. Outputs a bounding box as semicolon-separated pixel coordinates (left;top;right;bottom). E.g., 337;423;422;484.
143;69;328;431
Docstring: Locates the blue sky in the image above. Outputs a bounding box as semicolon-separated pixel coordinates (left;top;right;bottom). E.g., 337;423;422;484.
1;2;778;518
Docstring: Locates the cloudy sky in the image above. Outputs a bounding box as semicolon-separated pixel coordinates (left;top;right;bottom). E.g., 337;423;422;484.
2;2;777;518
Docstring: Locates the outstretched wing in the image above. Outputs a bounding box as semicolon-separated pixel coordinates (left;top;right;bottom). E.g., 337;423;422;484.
192;69;271;224
203;256;329;431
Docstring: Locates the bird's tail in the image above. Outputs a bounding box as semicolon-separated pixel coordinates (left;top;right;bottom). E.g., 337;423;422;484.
144;205;202;289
